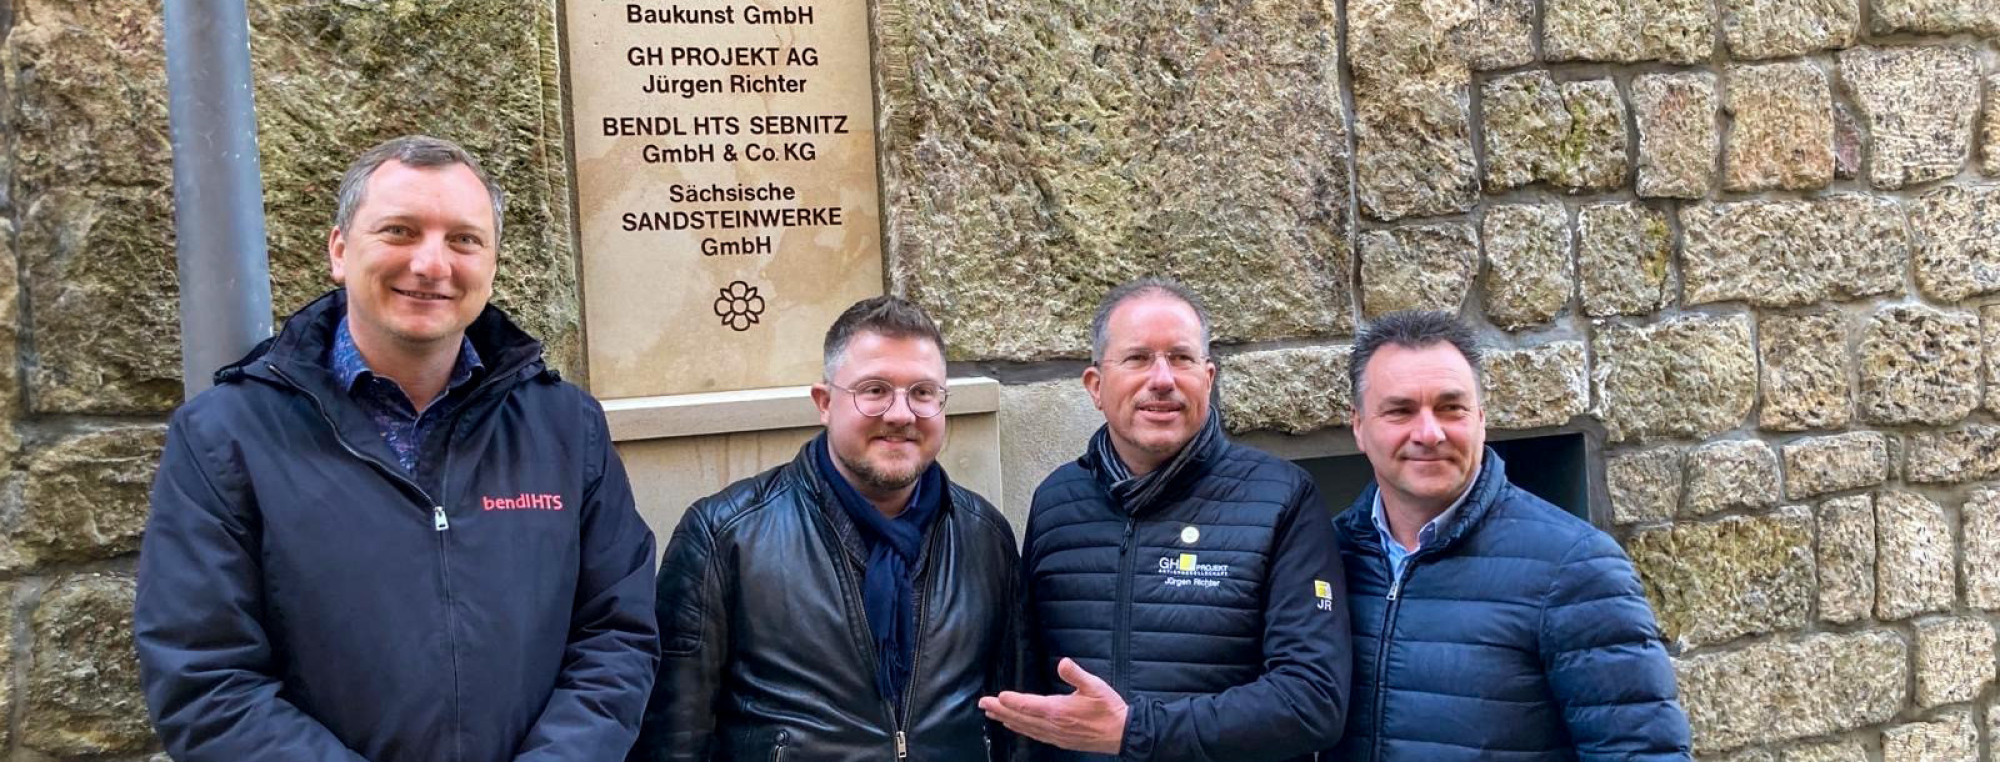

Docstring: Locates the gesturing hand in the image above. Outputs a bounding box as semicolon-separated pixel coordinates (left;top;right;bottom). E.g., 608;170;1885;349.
978;657;1128;754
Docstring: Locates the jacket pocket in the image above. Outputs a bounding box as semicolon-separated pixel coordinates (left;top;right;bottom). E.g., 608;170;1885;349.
768;729;790;762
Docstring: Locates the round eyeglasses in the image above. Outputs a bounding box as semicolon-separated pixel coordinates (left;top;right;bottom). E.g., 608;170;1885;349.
829;380;950;418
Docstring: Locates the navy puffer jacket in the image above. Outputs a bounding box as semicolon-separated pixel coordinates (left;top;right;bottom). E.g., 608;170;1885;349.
1022;423;1351;762
1331;450;1690;762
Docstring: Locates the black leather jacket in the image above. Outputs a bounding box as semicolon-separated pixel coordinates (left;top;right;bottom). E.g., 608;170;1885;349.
630;440;1020;762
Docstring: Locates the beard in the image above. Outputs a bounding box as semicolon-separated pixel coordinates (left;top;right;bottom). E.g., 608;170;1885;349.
835;433;927;494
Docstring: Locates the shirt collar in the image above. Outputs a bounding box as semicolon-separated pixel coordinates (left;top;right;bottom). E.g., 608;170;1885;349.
1371;461;1482;552
330;317;484;395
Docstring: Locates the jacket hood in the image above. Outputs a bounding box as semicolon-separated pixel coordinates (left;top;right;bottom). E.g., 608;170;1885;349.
1336;446;1510;557
216;288;550;391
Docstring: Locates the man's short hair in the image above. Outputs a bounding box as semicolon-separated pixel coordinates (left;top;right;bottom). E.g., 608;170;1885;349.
1349;310;1484;412
823;295;948;379
333;135;507;242
1088;277;1213;363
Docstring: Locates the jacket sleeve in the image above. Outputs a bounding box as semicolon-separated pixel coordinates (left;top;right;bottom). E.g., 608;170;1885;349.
135;407;373;762
1118;479;1353;762
627;503;729;762
1539;531;1693;762
513;401;661;762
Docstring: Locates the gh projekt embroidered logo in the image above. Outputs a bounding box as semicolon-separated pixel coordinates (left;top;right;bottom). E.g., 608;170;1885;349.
1158;552;1231;589
483;492;565;511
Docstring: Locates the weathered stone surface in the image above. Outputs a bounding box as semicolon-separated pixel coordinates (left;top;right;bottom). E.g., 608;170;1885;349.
1608;446;1683;525
1577;203;1673;317
0;581;12;751
1683;439;1780;516
1480;204;1572;330
2;426;166;572
1723;61;1834;192
1593;315;1756;443
1782;433;1886;499
21;574;151;756
1759;312;1850;431
1721;0;1858;58
1839;46;1979;190
0;218;19;460
1354;85;1477;223
1483;74;1627;192
1911;184;2000;303
1459;0;1535;70
1913;618;1996;708
1983;75;1999;177
1633;72;1717;199
1904;425;2000;483
1881;711;1978;762
1360;224;1476;317
1875;491;1955;621
1856;305;1980;426
1780;739;1868;762
1815;495;1875;624
1220;346;1351;435
998;381;1102;520
1683;197;1905;308
1714;751;1776;762
1675;631;1907;753
884;0;1352;359
1987;304;2000;414
1544;0;1712;63
1480;342;1588;430
1628;506;1811;648
1968;488;2000;611
1834;102;1864;181
1871;0;2000;35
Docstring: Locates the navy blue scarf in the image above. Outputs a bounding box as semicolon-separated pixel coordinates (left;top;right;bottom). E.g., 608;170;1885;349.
812;434;945;708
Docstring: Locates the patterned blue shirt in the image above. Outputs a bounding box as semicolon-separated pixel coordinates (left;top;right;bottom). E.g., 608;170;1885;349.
1371;462;1481;585
329;318;484;474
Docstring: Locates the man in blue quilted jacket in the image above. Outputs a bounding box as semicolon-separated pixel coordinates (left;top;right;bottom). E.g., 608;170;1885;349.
983;277;1351;762
1333;310;1690;762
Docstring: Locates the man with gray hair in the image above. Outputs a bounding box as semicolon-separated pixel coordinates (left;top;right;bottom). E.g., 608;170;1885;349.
1332;310;1689;761
984;277;1351;762
137;135;659;762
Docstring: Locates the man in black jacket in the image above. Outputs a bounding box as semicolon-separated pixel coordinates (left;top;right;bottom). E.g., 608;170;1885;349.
984;278;1351;762
631;296;1020;762
136;136;659;762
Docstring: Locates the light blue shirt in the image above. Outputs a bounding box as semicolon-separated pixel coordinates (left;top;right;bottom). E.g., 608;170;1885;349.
1371;463;1481;584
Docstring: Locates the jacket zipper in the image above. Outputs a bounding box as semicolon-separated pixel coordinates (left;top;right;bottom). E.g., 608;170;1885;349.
820;494;945;760
1371;548;1418;762
769;729;790;761
1111;517;1138;691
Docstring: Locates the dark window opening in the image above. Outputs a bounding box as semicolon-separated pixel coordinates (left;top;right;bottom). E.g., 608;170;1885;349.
1297;432;1590;521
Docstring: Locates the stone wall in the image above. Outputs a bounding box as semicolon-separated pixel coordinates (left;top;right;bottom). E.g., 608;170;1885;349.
881;0;2000;760
0;0;1996;758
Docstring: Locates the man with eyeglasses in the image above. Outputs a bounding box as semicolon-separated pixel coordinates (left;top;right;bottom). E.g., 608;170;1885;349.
631;295;1020;762
981;278;1351;762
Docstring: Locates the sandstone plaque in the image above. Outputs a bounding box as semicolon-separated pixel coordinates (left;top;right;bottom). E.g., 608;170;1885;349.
565;1;883;398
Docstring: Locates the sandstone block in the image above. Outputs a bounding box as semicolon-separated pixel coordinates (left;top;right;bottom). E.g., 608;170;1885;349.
1459;0;1535;70
1782;432;1886;499
1543;0;1713;63
1723;61;1834;192
1965;488;2000;611
1683;439;1780;516
1593;315;1756;443
1815;495;1875;624
1982;75;1999;177
884;0;1353;358
1633;72;1718;198
1683;197;1903;309
999;381;1104;520
0;582;11;751
1480;342;1588;430
1913;617;1996;708
1812;195;1908;299
21;574;150;756
1481;204;1572;330
1577;203;1674;318
1721;0;1858;59
1904;425;2000;484
1781;739;1868;762
1608;446;1684;526
1220;346;1351;435
1881;711;1978;762
1871;0;2000;35
1628;507;1812;648
1360;224;1476;317
1675;631;1907;753
1348;0;1476;221
1839;46;1979;190
1987;304;2000;413
1875;491;1955;621
1482;74;1627;192
1911;184;2000;303
3;426;166;572
1856;305;1980;426
1758;312;1850;431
